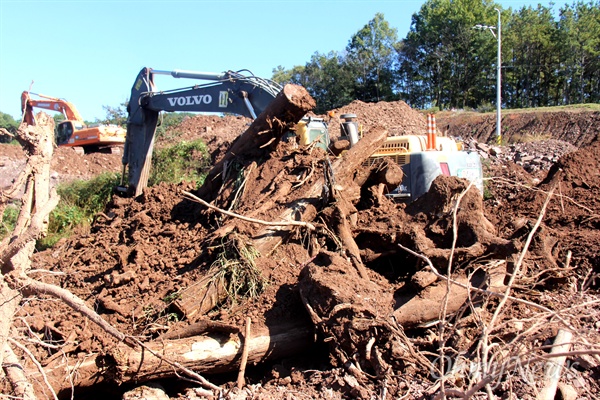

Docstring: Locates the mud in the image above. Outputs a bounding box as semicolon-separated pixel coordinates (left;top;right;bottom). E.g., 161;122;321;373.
2;102;600;399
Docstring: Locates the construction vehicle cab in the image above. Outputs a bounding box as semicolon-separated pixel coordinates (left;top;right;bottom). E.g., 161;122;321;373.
295;117;329;150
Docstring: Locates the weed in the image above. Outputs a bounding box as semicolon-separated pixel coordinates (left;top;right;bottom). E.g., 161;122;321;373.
477;101;495;113
0;204;19;239
167;313;180;322
149;139;210;187
209;234;267;307
37;173;121;249
163;291;182;304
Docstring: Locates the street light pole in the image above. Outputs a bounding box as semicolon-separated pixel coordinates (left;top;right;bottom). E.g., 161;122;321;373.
495;8;502;145
474;9;502;144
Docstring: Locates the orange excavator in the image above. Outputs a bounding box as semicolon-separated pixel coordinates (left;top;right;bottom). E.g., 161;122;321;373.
21;91;126;153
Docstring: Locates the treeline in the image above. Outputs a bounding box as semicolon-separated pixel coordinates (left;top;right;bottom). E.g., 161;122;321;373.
272;0;600;113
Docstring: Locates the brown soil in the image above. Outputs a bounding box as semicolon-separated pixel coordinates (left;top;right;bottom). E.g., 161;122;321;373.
2;104;600;399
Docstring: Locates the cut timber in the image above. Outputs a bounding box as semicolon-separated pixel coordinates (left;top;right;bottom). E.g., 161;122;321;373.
393;266;506;326
171;270;228;321
197;84;316;203
34;322;313;396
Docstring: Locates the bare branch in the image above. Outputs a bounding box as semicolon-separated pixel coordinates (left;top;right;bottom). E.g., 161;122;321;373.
183;190;316;231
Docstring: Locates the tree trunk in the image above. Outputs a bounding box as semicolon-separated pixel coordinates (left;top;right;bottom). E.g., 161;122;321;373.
197;84;316;203
35;322;313;396
0;115;55;385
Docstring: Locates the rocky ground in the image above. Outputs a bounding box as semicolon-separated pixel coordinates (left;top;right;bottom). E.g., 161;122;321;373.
1;101;599;400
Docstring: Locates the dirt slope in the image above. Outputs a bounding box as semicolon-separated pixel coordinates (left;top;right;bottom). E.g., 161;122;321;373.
437;108;600;145
2;103;600;399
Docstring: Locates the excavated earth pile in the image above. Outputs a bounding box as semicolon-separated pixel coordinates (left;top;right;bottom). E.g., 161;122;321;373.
2;96;600;399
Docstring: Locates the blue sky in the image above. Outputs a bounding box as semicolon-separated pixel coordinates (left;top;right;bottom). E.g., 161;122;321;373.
1;0;558;121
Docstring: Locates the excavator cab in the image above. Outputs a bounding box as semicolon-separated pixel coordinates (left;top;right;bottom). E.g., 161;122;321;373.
56;121;75;145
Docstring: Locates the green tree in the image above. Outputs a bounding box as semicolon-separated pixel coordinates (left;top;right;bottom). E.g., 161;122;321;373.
272;65;306;86
303;52;355;113
272;54;354;113
0;112;18;132
398;0;499;109
504;4;558;108
100;101;128;126
0;112;19;143
557;1;600;104
53;113;66;125
345;13;399;103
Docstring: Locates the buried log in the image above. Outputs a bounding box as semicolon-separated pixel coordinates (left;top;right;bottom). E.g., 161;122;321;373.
34;322;313;397
393;264;507;326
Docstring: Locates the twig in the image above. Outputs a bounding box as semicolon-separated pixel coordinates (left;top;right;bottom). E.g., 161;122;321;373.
535;335;577;400
476;188;555;396
26;269;66;276
183;190;315;230
8;274;133;347
292;160;316;189
564;250;572;269
8;337;58;400
237;317;252;389
486;176;592;214
2;341;37;400
299;288;322;325
228;163;254;212
12;279;219;392
439;181;475;397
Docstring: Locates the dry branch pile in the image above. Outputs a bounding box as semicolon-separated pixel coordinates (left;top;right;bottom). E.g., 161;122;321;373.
2;91;599;399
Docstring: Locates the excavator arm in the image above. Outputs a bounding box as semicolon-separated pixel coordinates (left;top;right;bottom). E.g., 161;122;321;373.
122;67;282;196
21;91;85;124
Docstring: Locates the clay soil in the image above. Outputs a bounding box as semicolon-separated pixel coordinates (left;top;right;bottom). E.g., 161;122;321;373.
1;103;600;399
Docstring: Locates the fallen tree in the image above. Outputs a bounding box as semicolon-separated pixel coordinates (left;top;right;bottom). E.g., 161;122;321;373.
34;322;313;396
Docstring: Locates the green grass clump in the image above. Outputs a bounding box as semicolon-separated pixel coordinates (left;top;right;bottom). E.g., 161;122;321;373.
0;205;19;239
211;235;267;307
38;173;121;249
149;139;210;187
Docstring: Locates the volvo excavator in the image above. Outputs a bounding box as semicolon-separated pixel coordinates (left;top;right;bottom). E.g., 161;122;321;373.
120;67;329;196
21;91;126;153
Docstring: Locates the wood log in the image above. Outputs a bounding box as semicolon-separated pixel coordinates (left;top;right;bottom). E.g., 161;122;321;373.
197;84;316;203
34;322;313;397
1;116;55;390
393;266;506;326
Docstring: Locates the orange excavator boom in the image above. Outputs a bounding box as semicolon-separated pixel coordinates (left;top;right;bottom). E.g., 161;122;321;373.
21;91;85;124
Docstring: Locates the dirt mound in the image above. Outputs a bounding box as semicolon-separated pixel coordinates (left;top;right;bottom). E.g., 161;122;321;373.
487;140;600;279
438;109;600;146
0;144;121;191
3;99;600;399
324;100;428;138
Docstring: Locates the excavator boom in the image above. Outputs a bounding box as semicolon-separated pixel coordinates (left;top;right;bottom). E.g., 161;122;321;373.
122;67;282;196
21;91;85;123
